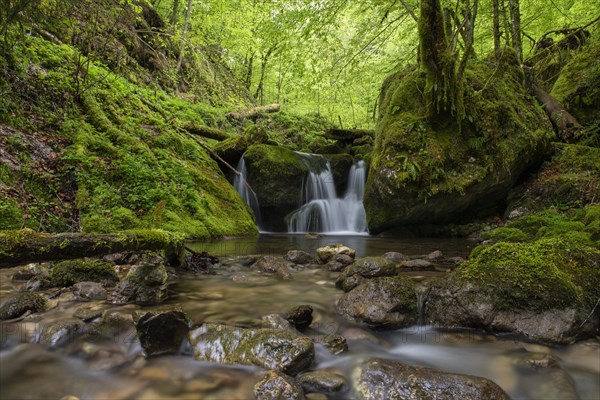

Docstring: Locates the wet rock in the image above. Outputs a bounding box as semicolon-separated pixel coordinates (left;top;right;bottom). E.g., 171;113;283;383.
109;262;168;305
262;314;297;331
102;253;128;265
184;251;219;273
382;252;408;262
73;307;104;322
353;359;510;400
254;370;305;400
298;370;346;394
188;323;314;375
24;276;54;291
285;250;316;265
12;263;48;282
426;250;443;260
305;394;328;400
323;260;346;272
283;305;313;331
336;257;396;292
398;259;435;271
251;256;294;280
73;282;107;301
39;318;85;348
319;334;348;355
0;292;46;320
336;276;417;328
132;304;190;357
316;244;356;263
324;254;355;272
49;259;118;287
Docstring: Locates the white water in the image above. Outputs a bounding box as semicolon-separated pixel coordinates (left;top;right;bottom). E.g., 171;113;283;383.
233;156;262;229
287;153;368;234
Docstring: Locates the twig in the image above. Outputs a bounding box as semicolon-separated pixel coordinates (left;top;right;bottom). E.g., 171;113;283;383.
579;297;600;328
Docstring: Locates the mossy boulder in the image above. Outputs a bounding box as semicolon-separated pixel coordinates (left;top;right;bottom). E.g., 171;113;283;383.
110;260;168;305
336;276;418;329
365;52;554;233
254;370;305;400
50;259;118;287
0;292;46;320
427;238;600;343
188;323;314;375
243;144;309;230
336;257;397;292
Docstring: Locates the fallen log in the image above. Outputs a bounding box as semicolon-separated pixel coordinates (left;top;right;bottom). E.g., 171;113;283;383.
0;229;185;268
226;104;280;121
325;128;375;142
181;122;230;141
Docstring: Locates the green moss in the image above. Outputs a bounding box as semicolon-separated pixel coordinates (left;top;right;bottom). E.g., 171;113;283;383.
50;259;119;287
0;199;24;230
481;227;528;242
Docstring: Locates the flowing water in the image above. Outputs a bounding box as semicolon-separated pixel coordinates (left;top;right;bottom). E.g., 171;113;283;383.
287;154;368;234
233;156;263;230
1;235;599;399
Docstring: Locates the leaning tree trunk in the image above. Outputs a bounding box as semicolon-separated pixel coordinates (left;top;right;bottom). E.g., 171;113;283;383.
492;0;502;60
509;0;522;63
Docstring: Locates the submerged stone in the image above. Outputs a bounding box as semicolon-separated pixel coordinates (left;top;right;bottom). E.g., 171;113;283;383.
39;318;85;348
254;370;305;400
298;370;346;394
251;256;294;280
188;323;314;375
285;250;316;265
353;359;510;400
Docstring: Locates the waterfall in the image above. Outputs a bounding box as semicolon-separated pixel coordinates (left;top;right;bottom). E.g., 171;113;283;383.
234;156;262;229
416;287;428;326
287;153;368;234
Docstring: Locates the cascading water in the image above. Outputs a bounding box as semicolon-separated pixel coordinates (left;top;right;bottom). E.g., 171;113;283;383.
233;156;263;229
287;153;368;234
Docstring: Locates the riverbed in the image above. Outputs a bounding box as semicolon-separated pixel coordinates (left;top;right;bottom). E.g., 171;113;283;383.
0;234;598;399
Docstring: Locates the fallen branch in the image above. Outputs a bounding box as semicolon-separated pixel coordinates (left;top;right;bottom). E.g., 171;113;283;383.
325;128;374;141
226;104;280;120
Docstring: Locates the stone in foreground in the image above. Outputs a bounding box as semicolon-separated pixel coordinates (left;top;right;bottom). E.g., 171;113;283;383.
189;323;314;375
133;304;190;356
354;359;510;400
254;370;305;400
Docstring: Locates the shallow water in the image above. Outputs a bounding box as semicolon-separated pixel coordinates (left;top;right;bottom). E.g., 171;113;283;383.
1;235;598;400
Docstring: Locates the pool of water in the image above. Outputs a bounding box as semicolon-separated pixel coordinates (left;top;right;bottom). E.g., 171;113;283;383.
0;235;598;399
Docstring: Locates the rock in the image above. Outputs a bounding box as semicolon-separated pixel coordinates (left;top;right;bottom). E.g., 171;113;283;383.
285;250;316;265
323;260;346;272
318;334;348;355
353;359;510;400
188;323;314;375
305;394;328;400
102;252;129;265
0;292;46;320
426;250;443;260
336;257;396;292
382;252;408;262
73;281;107;301
262;314;297;331
183;251;219;273
251;256;294;280
132;304;190;357
316;244;356;263
73;307;104;322
109;261;168;305
325;254;355;271
283;305;313;331
298;370;346;394
39;318;85;348
398;259;435;271
254;370;305;400
11;263;48;282
24;276;54;291
49;259;118;287
336;276;417;328
364;58;554;234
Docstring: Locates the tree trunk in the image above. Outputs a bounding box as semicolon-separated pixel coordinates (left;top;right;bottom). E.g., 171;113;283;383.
226;104;280;121
509;0;522;63
170;0;180;25
244;52;254;90
254;47;274;105
175;0;193;73
492;0;501;60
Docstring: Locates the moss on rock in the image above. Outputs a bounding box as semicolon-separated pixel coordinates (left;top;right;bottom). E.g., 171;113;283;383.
50;259;119;287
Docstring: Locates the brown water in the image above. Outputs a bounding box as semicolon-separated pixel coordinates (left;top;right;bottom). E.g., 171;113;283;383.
0;235;599;399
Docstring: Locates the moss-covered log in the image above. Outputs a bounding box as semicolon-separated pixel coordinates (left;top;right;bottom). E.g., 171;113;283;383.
324;128;374;142
226;104;280;121
182;122;230;141
0;229;185;268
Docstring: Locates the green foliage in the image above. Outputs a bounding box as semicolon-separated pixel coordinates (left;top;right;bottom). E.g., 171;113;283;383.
50;259;119;286
0;199;23;230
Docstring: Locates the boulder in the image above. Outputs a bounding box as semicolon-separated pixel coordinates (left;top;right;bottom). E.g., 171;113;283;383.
73;281;107;301
39;318;85;348
188;323;314;375
353;359;510;400
251;256;294;280
365;56;554;233
298;370;346;394
285;250;316;265
109;260;168;305
49;259;118;287
132;304;190;357
318;334;348;355
382;252;408;262
336;257;396;292
324;254;355;272
316;244;356;263
283;305;313;331
398;259;435;271
11;263;48;282
336;276;417;328
254;370;305;400
0;292;46;320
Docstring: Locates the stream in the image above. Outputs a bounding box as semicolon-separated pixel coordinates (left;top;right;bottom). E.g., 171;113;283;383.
0;234;599;399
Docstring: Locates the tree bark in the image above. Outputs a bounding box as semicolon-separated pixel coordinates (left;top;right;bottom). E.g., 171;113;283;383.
170;0;180;25
509;0;522;63
181;123;230;141
492;0;501;60
531;86;582;141
175;0;193;73
226;104;280;120
254;47;274;104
